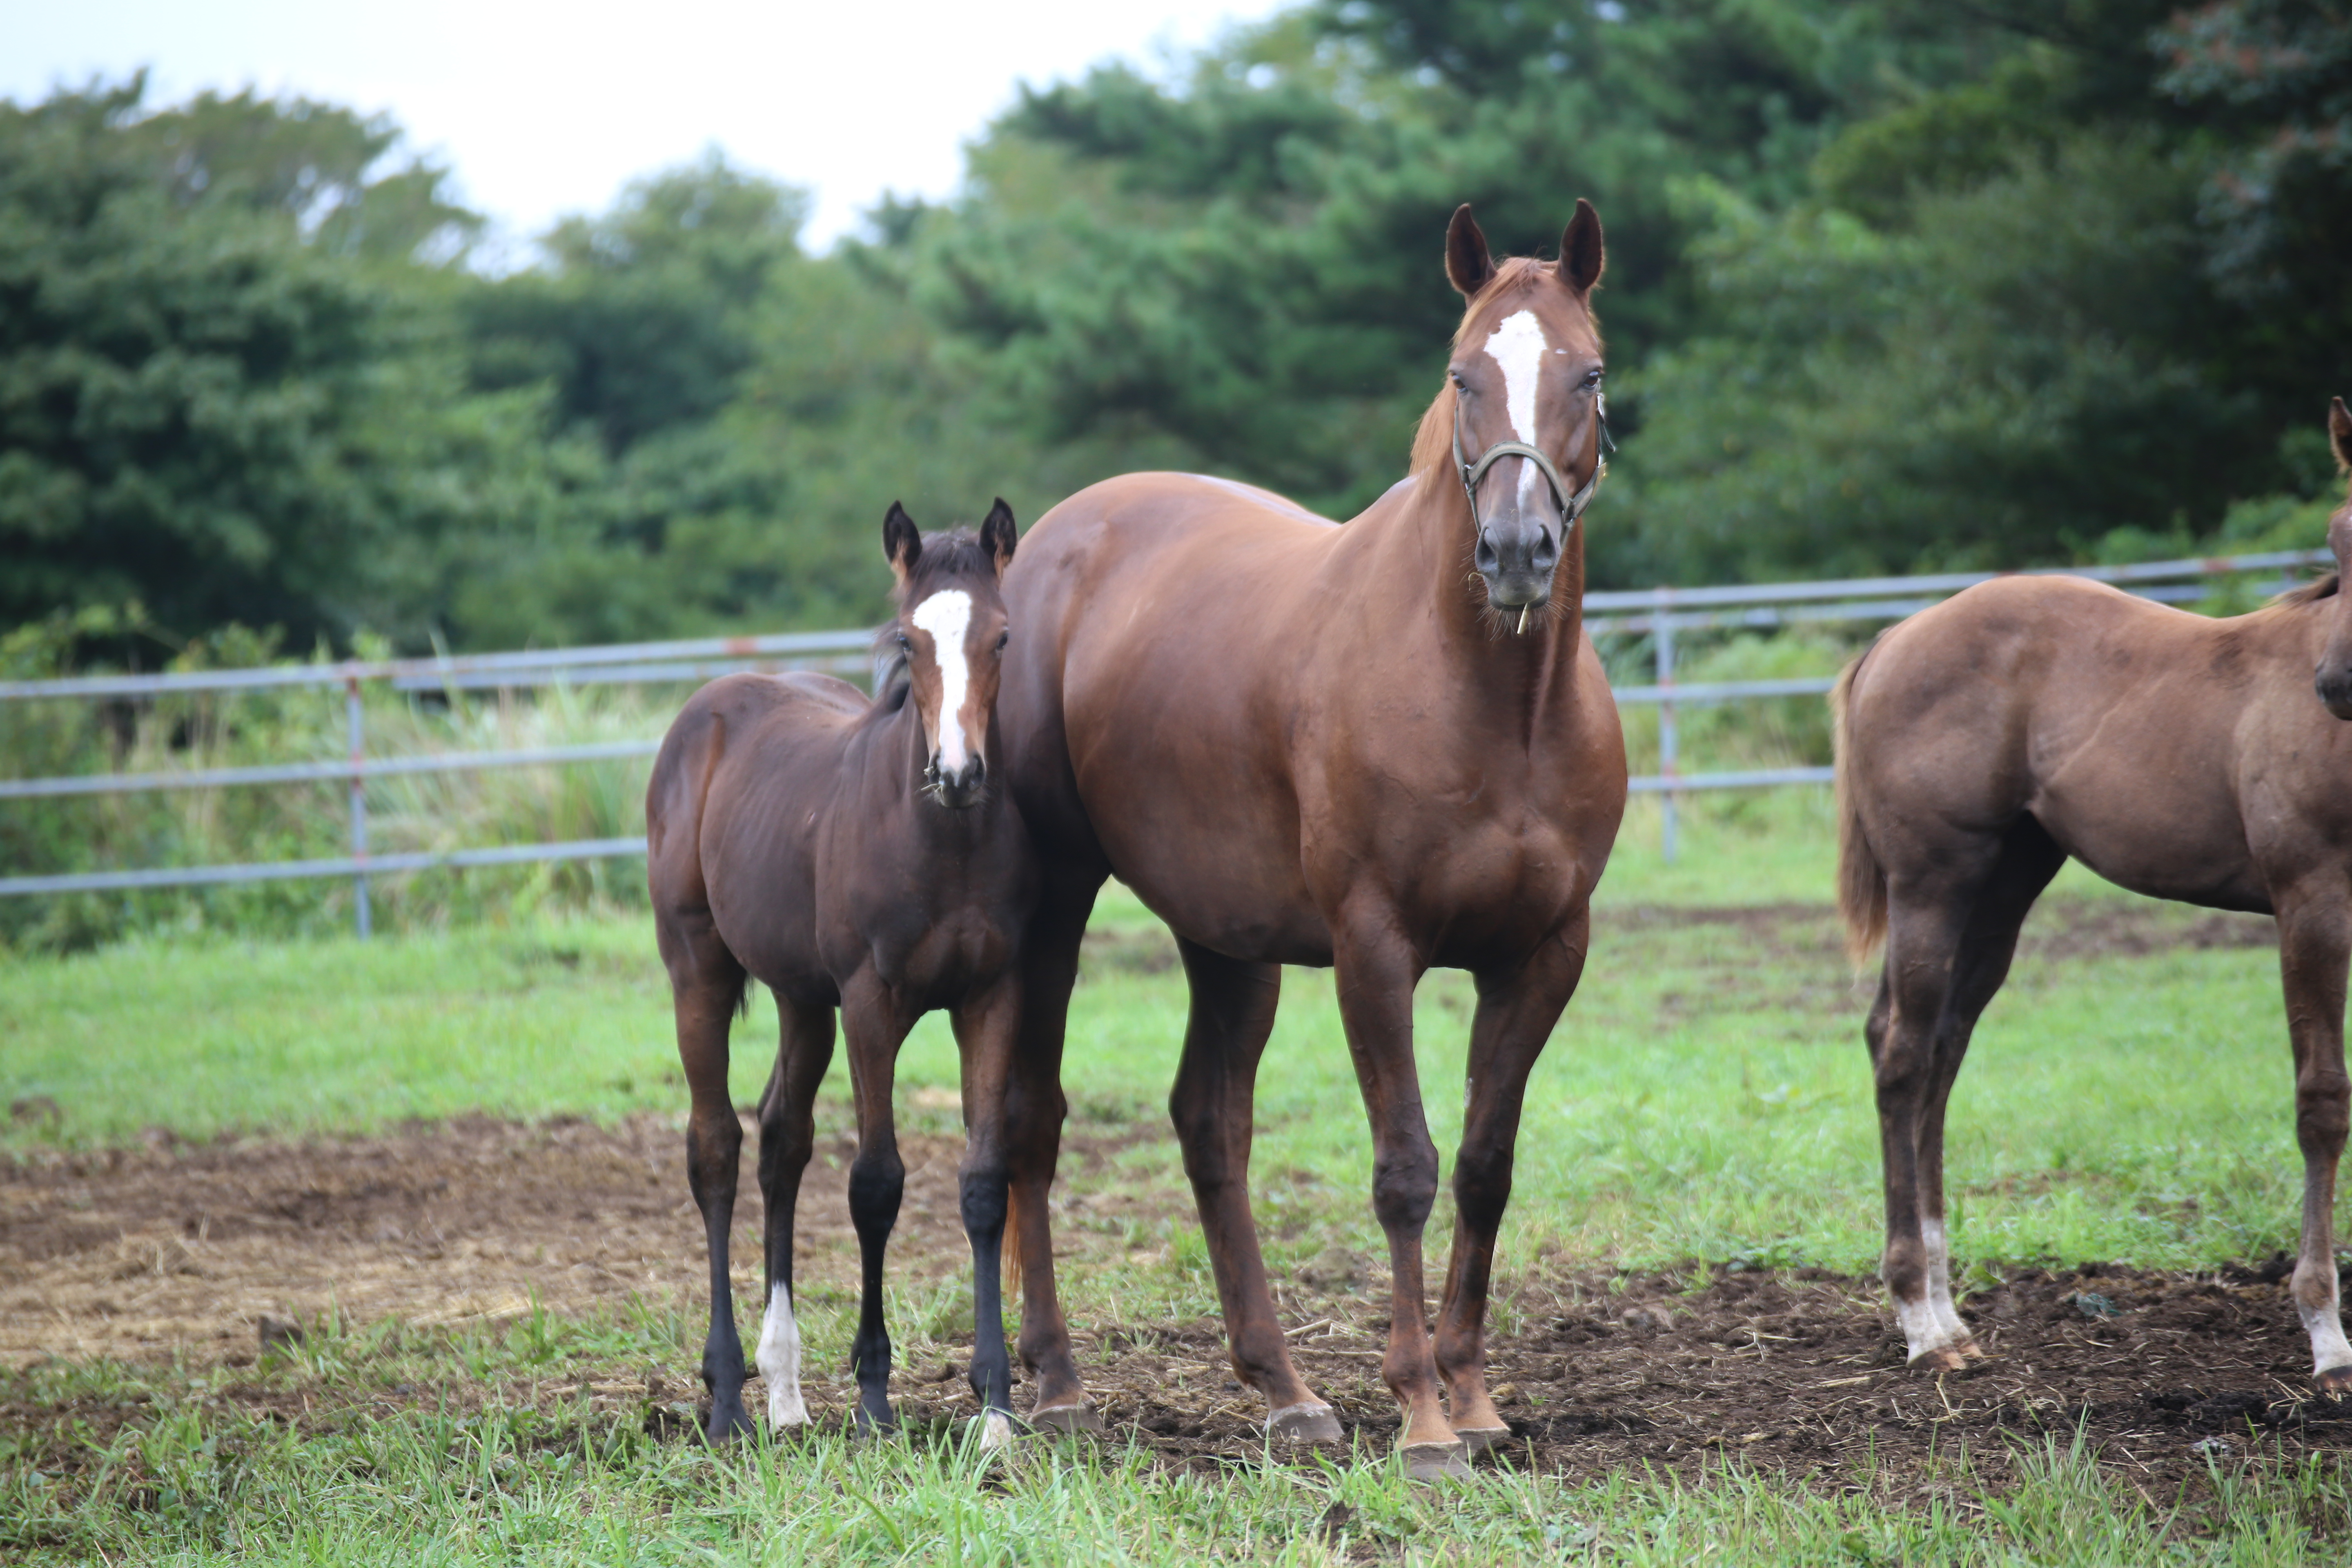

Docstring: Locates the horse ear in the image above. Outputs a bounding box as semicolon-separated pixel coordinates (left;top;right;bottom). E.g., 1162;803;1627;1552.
979;498;1018;575
1446;203;1494;297
1560;198;1604;294
2331;397;2352;474
883;501;921;585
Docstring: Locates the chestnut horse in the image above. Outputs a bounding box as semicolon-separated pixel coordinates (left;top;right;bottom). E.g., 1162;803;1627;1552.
993;204;1628;1478
647;502;1033;1443
1834;399;2352;1392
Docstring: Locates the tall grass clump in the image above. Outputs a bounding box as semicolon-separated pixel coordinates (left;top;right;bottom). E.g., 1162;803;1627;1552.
0;611;799;952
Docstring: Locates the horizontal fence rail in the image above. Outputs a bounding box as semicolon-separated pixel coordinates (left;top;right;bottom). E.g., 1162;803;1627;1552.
2;545;2330;911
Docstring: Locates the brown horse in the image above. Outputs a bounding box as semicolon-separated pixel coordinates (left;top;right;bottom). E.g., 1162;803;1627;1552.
646;501;1034;1443
1834;399;2352;1392
993;203;1628;1478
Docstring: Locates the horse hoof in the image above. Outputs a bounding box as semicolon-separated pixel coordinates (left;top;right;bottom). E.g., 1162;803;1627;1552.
1402;1440;1472;1483
976;1411;1016;1452
1268;1402;1343;1444
2317;1363;2352;1395
704;1400;755;1444
1454;1424;1512;1454
1028;1402;1105;1435
1906;1344;1969;1376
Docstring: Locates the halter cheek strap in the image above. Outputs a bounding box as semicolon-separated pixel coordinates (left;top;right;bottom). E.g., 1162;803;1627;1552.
1452;391;1614;527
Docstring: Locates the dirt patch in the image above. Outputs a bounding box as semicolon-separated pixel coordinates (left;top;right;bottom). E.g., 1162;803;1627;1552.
1077;1260;2352;1493
1608;896;2275;967
0;1110;1158;1368
7;1116;2349;1496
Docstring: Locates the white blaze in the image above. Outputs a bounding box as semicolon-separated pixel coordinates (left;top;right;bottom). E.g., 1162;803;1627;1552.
910;589;974;773
1483;310;1550;510
757;1282;806;1429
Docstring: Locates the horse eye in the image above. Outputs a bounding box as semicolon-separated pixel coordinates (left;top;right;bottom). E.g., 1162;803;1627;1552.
895;631;910;649
1582;369;1604;390
996;630;1010;650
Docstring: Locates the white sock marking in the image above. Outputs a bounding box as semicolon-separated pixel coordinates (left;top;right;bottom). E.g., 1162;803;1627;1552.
1893;1294;1951;1362
2303;1296;2352;1375
1923;1218;1969;1342
756;1283;806;1429
909;588;973;774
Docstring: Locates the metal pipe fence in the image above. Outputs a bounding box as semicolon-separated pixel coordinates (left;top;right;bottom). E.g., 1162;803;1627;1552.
0;546;2325;923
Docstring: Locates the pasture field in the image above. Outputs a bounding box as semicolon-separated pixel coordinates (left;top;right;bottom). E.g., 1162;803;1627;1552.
7;795;2352;1562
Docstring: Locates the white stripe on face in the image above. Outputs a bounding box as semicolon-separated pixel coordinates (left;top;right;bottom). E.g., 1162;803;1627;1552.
909;588;975;772
1482;309;1550;510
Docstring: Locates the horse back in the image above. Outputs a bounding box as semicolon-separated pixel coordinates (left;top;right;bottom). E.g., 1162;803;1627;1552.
1846;575;2332;910
647;672;869;1003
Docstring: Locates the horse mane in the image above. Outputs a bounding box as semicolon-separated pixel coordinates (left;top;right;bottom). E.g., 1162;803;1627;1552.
1408;255;1601;479
870;528;1000;697
2273;573;2340;607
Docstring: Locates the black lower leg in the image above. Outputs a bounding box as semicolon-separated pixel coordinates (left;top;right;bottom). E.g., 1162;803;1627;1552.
847;1146;905;1431
688;1116;751;1441
962;1164;1014;1419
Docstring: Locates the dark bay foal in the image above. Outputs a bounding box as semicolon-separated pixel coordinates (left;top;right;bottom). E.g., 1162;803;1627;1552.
1835;400;2352;1390
647;501;1034;1443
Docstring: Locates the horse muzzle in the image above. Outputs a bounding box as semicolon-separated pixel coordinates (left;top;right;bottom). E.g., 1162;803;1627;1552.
2316;663;2352;721
925;756;988;808
1475;517;1561;615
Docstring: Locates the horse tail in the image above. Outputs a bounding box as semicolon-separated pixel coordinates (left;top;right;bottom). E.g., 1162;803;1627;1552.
1000;1192;1025;1302
1831;652;1889;969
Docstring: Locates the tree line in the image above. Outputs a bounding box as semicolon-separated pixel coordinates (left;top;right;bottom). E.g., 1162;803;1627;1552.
4;0;2347;662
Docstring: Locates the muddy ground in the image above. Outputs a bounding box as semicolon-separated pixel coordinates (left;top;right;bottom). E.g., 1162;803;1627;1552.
3;897;2335;1497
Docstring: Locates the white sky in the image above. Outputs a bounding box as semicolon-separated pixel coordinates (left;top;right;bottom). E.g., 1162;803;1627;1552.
2;0;1292;255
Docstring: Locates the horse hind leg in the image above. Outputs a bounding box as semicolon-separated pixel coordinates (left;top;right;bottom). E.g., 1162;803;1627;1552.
2275;889;2352;1390
1871;837;2013;1375
753;1000;836;1433
1168;938;1340;1446
1913;820;2063;1364
1004;883;1103;1432
660;909;754;1440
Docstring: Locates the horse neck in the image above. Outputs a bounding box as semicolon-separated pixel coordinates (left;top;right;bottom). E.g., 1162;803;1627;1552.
1379;467;1590;713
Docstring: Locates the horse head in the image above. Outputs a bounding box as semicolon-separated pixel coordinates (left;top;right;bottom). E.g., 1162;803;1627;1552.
883;499;1018;808
1440;200;1609;624
2314;399;2352;720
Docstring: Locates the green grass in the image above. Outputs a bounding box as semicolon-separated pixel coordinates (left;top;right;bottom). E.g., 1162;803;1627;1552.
9;1314;2352;1566
8;800;2346;1563
0;793;2304;1276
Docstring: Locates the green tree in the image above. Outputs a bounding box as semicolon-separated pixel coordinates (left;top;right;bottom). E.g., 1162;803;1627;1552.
0;80;555;650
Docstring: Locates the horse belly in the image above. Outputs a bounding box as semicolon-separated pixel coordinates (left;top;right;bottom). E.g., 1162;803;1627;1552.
2029;705;2267;910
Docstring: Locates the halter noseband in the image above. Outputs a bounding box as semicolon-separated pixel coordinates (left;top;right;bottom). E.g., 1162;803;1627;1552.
1451;390;1614;531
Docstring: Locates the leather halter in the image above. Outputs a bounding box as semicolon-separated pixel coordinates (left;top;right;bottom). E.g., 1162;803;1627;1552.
1451;389;1614;530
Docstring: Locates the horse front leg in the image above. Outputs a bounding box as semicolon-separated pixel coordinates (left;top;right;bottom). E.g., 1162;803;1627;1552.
1330;919;1460;1479
753;1000;835;1433
2276;888;2352;1390
950;977;1021;1449
840;974;916;1434
1435;920;1589;1452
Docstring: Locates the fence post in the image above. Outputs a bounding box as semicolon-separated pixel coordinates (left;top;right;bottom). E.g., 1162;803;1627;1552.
1655;586;1678;864
345;673;371;939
